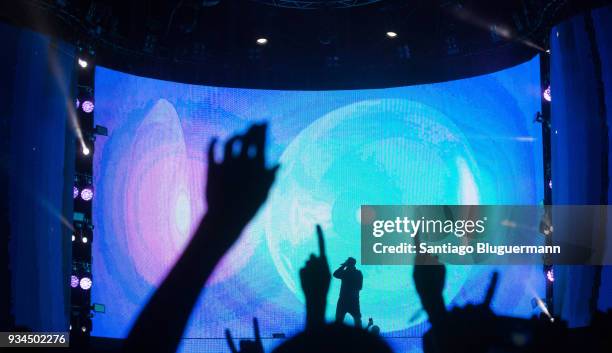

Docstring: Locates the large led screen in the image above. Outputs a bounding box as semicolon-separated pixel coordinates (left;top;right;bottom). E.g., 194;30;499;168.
92;57;544;348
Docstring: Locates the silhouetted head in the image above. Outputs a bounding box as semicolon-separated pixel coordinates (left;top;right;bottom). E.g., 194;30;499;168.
273;323;392;353
370;325;380;335
346;257;357;268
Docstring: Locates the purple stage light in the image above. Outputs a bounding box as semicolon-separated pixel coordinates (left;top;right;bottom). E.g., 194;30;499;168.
71;275;79;288
543;85;551;102
73;186;79;199
82;100;94;113
81;187;94;201
80;277;92;290
76;98;80;109
546;269;554;282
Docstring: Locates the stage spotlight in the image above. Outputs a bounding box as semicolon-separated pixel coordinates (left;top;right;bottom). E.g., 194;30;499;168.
78;58;88;68
80;187;94;201
256;38;268;45
82;146;90;156
70;275;79;288
543;85;551;102
72;234;75;242
76;98;80;109
82;100;94;113
80;277;92;290
82;236;88;244
386;31;398;38
546;269;554;282
73;186;79;199
81;326;87;332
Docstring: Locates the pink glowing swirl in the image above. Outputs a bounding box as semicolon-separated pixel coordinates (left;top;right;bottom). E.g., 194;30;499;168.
122;99;258;286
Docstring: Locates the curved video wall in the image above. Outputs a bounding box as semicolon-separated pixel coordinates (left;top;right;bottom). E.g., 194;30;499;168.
92;56;544;344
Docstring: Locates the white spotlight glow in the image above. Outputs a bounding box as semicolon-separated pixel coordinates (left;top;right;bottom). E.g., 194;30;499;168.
79;277;92;290
386;31;398;38
82;146;90;156
82;236;88;244
78;58;88;68
81;100;94;113
546;269;555;282
256;38;268;45
80;187;94;201
543;85;551;102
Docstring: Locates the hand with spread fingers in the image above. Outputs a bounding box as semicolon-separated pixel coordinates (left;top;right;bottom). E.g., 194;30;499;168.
226;318;264;353
205;123;279;251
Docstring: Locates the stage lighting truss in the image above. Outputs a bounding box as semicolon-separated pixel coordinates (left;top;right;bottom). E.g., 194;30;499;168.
70;312;92;335
77;85;94;114
74;173;94;202
73;228;93;245
71;261;92;291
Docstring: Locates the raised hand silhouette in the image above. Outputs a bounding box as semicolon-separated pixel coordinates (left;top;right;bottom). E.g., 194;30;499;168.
206;123;279;250
482;272;498;308
299;225;331;329
412;233;447;326
123;123;278;353
226;318;264;353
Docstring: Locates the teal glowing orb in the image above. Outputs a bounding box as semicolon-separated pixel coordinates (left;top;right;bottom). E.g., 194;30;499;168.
264;99;482;331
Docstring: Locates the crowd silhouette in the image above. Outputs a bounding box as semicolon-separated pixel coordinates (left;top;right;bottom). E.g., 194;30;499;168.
122;123;611;353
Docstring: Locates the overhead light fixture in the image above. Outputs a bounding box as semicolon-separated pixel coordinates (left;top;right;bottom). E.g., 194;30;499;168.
546;269;554;282
386;31;397;38
70;275;79;288
79;277;92;290
80;187;94;201
256;38;268;45
78;58;88;68
543;85;551;102
82;100;94;113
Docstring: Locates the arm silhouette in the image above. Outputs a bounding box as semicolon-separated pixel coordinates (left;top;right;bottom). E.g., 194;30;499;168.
123;123;278;353
299;225;331;329
412;234;447;326
333;265;345;279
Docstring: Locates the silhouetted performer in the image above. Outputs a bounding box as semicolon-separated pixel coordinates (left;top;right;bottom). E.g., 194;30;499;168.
333;257;363;328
